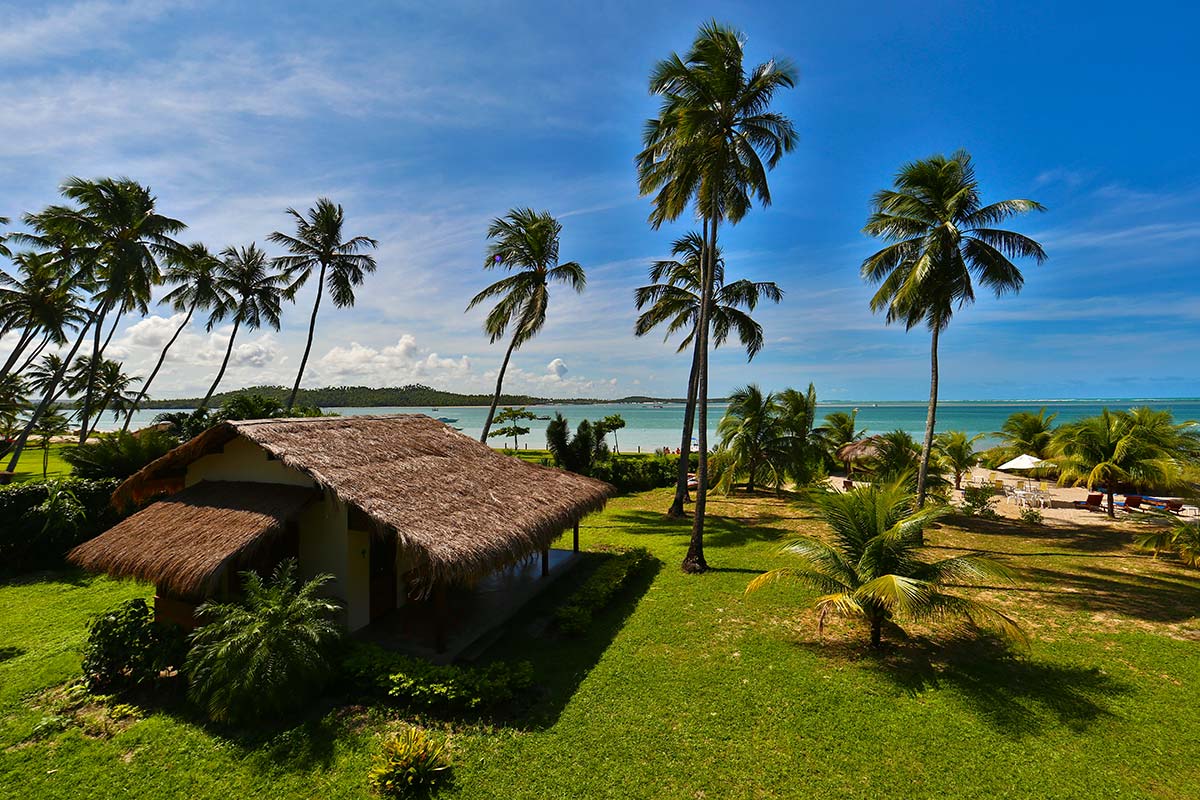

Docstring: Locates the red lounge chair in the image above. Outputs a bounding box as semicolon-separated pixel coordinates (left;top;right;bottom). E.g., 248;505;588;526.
1117;496;1144;511
1073;493;1104;511
842;479;854;491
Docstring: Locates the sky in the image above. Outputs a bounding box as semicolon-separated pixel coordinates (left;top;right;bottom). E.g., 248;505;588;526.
2;0;1198;402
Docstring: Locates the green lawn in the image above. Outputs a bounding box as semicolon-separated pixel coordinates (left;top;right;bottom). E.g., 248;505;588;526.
6;443;74;483
1;489;1198;799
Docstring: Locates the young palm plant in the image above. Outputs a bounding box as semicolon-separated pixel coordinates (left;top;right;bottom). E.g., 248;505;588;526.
467;208;585;442
638;21;797;572
995;408;1058;462
816;410;867;474
635;232;782;514
714;384;786;493
936;430;983;490
186;560;343;725
200;244;286;409
269;199;378;412
861;151;1045;508
746;479;1026;649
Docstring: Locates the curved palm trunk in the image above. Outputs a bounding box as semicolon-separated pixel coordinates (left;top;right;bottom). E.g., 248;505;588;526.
915;324;941;512
200;319;241;411
0;325;38;382
286;262;327;412
683;218;717;574
15;334;51;376
77;302;113;444
123;303;195;432
668;337;702;517
5;319;93;473
480;334;519;443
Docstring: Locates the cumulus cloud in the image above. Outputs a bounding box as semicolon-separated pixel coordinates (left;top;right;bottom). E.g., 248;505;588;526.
547;358;568;378
315;335;471;384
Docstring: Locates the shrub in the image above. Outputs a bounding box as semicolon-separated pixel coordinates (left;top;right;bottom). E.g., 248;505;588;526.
554;548;656;635
591;455;677;493
960;485;999;518
81;598;186;693
0;478;121;573
185;561;344;725
342;643;533;713
1019;507;1044;526
61;430;179;480
368;726;452;797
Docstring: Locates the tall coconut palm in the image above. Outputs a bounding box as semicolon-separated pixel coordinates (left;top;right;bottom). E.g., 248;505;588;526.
1053;408;1193;518
776;383;824;486
122;243;223;431
995;408;1058;461
861;151;1046;508
200;245;285;410
638;20;797;572
634;231;782;515
466;208;585;442
715;384;785;493
87;360;141;437
269;199;378;412
746;478;1025;649
0;251;86;382
25;178;184;443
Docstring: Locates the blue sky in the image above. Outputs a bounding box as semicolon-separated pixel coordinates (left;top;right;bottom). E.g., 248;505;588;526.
2;0;1198;401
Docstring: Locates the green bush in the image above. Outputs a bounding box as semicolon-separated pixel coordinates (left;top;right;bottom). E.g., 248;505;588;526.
1019;507;1044;526
0;478;121;573
81;598;187;693
591;455;677;493
342;643;533;713
960;485;999;518
554;548;656;635
368;726;452;797
61;430;178;480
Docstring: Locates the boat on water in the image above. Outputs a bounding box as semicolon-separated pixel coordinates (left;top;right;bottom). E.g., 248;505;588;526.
435;416;458;424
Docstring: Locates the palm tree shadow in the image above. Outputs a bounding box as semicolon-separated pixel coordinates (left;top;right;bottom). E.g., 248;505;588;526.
604;510;790;550
810;634;1128;736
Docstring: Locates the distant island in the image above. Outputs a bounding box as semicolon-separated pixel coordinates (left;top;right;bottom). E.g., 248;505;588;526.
138;384;695;409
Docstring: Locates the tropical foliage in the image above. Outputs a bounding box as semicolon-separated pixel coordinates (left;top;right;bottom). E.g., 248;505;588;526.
1135;519;1200;567
488;406;540;449
467;208;585;443
368;726;453;797
860;150;1045;507
746;479;1026;649
637;20;797;571
936;430;983;489
186;560;343;725
545;413;608;476
61;429;179;480
994;407;1058;462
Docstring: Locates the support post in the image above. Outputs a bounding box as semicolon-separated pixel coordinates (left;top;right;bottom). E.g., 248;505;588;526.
541;547;550;577
434;582;448;654
572;522;580;553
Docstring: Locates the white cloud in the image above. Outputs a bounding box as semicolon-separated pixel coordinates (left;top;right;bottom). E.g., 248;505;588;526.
0;0;181;64
547;358;568;378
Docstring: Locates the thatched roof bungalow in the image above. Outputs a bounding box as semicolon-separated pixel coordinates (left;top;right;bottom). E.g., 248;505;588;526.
70;415;613;636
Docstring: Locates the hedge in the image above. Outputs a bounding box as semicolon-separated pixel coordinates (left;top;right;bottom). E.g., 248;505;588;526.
0;478;121;574
554;547;657;635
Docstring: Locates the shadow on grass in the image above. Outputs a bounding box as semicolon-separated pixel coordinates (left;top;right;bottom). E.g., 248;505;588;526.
944;514;1135;554
477;551;664;731
0;645;24;663
604;509;790;550
0;567;95;589
807;634;1129;736
1014;563;1200;623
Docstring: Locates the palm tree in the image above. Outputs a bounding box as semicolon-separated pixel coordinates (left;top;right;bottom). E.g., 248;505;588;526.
816;410;867;473
775;384;825;486
1053;408;1192;518
28;178;184;443
936;430;984;490
466;208;585;442
122;243;223;431
34;411;71;478
634;232;782;515
872;429;922;482
89;360;140;436
638;21;797;573
0;251;86;382
860;151;1046;508
995;408;1058;461
200;245;286;409
746;479;1025;649
269;199;378;412
186;559;344;725
715;384;786;493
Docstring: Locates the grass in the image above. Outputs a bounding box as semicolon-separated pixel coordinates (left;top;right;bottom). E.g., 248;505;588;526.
1;489;1198;798
6;442;74;483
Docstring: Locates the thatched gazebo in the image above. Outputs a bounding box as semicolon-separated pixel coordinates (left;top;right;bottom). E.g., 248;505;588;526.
835;437;881;475
70;415;614;645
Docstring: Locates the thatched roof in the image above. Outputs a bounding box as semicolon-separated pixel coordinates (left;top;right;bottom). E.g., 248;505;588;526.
79;415;614;592
835;437;881;463
69;481;317;597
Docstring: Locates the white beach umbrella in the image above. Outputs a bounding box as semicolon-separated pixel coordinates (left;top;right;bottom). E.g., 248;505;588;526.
997;454;1053;471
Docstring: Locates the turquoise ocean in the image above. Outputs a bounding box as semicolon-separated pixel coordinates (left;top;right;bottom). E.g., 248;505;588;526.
113;399;1200;452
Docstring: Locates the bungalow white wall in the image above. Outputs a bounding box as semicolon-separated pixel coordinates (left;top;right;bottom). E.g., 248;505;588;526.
183;436;374;631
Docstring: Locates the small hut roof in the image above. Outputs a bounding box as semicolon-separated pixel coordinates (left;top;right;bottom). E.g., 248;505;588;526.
69;481;317;597
835;437;881;463
82;415;614;591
